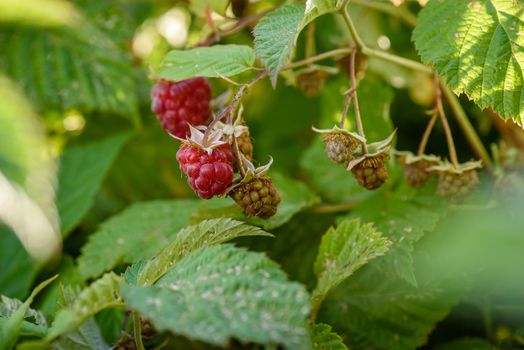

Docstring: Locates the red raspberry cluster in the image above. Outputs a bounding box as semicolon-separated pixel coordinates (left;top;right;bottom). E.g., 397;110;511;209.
151;78;211;138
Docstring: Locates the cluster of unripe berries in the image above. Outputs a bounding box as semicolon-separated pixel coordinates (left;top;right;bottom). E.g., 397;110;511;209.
395;152;481;200
317;127;481;200
151;77;280;218
316;127;394;190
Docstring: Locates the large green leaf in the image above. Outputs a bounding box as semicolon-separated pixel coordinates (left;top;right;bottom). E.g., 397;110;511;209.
254;4;306;86
137;218;272;285
77;199;205;280
0;226;38;299
311;219;390;314
124;244;311;349
0;275;57;350
157;45;256;81
342;185;445;287
57;132;131;236
310;323;348;350
0;25;140;124
413;0;524;125
191;172;321;230
318;265;460;350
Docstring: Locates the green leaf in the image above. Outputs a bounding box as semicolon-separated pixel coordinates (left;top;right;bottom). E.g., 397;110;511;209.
343;185;445;287
57;132;131;236
0;25;140;125
46;273;123;343
311;219;390;312
318;265;461;350
310;323;348;350
0;0;81;27
0;226;38;299
0;295;48;338
50;318;108;350
254;4;306;86
124;244;311;349
192;172;321;230
137;218;273;285
157;45;256;81
77;199;206;280
0;275;57;350
413;0;524;125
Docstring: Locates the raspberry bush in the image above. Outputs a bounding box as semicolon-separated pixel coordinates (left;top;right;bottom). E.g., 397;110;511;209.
1;1;524;350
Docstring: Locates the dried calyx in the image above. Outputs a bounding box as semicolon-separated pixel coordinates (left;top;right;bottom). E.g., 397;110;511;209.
428;160;482;200
227;156;281;218
313;125;366;167
347;131;396;190
214;118;253;161
395;151;441;188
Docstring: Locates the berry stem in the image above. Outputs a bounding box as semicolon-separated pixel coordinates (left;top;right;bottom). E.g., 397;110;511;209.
417;111;438;156
232;135;246;177
442;83;494;171
133;312;145;350
339;91;353;129
349;47;367;153
434;74;459;167
341;4;364;50
204;71;266;143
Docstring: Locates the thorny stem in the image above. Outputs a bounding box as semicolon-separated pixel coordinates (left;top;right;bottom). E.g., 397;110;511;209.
417;111;438;156
349;47;367;153
434;75;459;167
133;312;145;350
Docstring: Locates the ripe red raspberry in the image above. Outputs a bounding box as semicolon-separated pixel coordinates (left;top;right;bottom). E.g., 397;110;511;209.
230;176;281;218
176;143;234;199
151;78;212;138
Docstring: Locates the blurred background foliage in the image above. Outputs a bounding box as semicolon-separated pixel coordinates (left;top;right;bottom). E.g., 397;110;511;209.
1;0;524;349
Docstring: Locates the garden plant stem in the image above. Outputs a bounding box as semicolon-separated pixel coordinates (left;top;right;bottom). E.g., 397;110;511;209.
133;312;145;350
434;75;459;167
417;111;438;156
349;48;367;152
